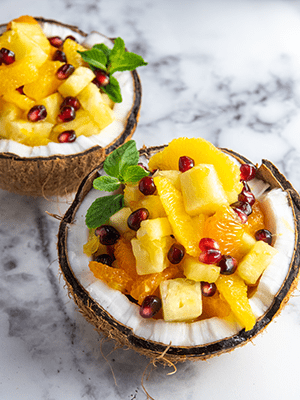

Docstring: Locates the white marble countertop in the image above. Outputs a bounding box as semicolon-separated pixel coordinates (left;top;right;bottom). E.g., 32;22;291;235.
1;0;300;399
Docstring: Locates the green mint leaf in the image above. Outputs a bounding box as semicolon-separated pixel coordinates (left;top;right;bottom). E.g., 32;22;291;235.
109;37;148;75
77;48;107;71
103;140;139;179
101;75;122;103
122;165;149;183
85;194;124;229
93;43;111;58
93;175;121;192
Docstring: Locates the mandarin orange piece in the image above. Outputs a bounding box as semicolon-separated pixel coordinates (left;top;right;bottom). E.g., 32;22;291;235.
89;261;133;293
62;38;89;68
201;291;231;319
244;201;265;236
113;237;138;280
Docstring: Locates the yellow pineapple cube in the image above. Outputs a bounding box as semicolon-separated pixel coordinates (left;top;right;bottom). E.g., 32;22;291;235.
0;101;22;139
39;92;63;124
183;255;220;282
136;218;173;241
109;207;132;235
180;164;229;216
62;38;89;68
8;119;53;146
135;195;167;218
160;278;202;322
237;240;278;285
58;66;95;98
2;90;35;110
77;82;114;130
153;170;181;190
51;109;100;138
123;183;144;209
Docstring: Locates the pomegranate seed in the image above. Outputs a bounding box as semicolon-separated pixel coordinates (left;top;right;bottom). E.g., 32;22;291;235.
199;237;220;252
218;255;238;275
140;295;162;318
255;229;272;245
238;190;255;206
201;282;217;297
94;69;110;87
27;105;47;122
139;176;156;195
241;180;250;192
57;63;75;80
65;35;77;42
138;162;148;171
199;249;222;264
58;105;76;122
240;163;256;181
0;48;15;65
95;225;120;245
48;36;64;48
94;254;114;266
58;130;76;143
231;200;252;216
60;96;81;111
127;208;149;231
52;50;67;62
167;243;185;264
179;156;194;172
16;86;24;95
232;208;248;224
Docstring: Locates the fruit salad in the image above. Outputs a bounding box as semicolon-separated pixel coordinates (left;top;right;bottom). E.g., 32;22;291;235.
0;15;146;146
83;137;281;332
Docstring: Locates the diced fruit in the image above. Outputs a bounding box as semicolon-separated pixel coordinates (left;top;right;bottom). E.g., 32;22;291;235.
51;109;100;138
58;66;95;97
83;228;100;257
95;225;120;245
113;237;138;280
216;273;256;331
109;207;133;235
134;195;167;219
7;119;53;146
160;278;202;322
140;295;162;318
191;214;207;239
0;101;22;139
77;82;115;129
136;217;173;241
167;243;185;264
89;260;133;293
244;201;265;236
201;291;231;319
234;232;256;260
153;176;201;257
179;155;194;172
237;240;278;285
3;90;35;110
62;38;89;68
153;170;181;190
180;164;229;216
183;255;220;282
148;137;243;204
218;255;238;275
127;208;149;231
39;92;63;124
123;183;144;209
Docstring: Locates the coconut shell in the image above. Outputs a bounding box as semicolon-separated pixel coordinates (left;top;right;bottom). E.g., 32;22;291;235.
0;18;142;197
57;146;300;362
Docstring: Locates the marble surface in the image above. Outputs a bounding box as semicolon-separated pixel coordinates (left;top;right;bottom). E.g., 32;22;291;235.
1;0;300;399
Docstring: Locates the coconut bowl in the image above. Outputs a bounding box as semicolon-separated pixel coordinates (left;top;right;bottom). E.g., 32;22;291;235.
57;145;300;362
0;17;142;197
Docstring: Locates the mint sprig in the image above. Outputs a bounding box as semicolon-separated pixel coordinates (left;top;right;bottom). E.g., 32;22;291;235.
85;140;149;229
78;37;147;103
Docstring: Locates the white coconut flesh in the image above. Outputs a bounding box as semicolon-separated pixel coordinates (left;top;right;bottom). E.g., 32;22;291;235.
0;21;135;157
64;157;296;348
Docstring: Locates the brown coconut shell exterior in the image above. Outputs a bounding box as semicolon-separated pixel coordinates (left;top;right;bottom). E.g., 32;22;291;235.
0;18;142;197
57;146;300;362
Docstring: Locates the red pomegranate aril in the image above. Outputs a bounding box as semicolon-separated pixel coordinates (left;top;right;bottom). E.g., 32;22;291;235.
58;130;76;143
138;162;149;172
241;180;250;192
58;105;76;122
240;163;257;181
16;85;24;95
127;208;149;231
201;282;217;297
56;63;75;80
218;255;238;275
48;36;64;48
139;176;156;195
52;50;67;63
140;295;162;318
199;237;220;252
231;200;252;216
0;48;15;65
233;208;248;224
27;105;47;122
179;156;195;172
65;35;77;42
255;229;273;245
95;225;120;245
94;69;110;87
238;190;255;206
199;249;222;264
94;254;114;266
60;96;81;111
167;243;186;264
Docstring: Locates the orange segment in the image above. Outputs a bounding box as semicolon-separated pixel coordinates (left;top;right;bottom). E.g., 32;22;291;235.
63;38;89;68
89;261;133;293
113;238;138;280
216;273;256;331
244;201;265;236
149;137;243;204
153;176;201;257
203;205;244;259
201;291;231;319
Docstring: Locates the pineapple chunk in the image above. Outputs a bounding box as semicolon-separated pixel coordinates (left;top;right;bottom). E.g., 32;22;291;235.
136;218;173;241
237;240;278;285
63;38;89;68
58;66;95;98
124;183;144;209
0;101;22;138
2;90;34;111
153;170;181;190
160;278;202;322
135;195;167;218
40;92;63;124
77;83;114;130
8;119;53;146
180;164;229;216
183;255;220;283
109;207;132;235
51;109;100;138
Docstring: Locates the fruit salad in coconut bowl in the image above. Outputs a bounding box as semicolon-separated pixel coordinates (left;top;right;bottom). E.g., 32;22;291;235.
57;137;300;363
0;15;146;197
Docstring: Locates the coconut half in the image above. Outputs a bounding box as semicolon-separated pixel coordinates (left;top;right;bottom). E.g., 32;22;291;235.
57;146;300;362
0;17;142;197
